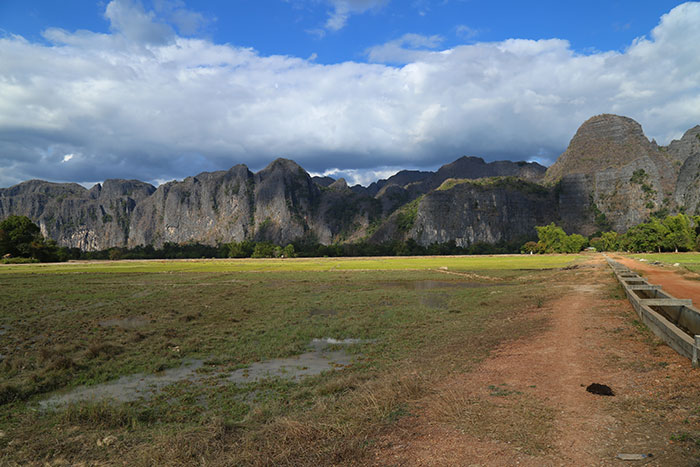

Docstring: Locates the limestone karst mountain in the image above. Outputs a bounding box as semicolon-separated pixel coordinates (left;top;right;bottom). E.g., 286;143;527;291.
1;114;698;251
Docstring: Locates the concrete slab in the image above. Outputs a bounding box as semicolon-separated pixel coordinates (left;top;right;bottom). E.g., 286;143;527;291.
627;285;662;290
639;299;693;307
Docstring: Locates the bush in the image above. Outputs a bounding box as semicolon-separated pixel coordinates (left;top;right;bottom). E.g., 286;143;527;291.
1;257;39;264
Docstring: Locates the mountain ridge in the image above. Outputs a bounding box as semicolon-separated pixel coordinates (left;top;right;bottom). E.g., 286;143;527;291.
1;114;699;251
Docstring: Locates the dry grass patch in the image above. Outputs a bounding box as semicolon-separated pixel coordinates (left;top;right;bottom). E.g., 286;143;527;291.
433;387;555;455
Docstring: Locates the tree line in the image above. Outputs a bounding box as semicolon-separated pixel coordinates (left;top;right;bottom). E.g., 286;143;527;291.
4;213;700;263
523;213;700;254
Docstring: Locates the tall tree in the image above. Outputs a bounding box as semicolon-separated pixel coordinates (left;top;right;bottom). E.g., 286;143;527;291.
0;215;42;257
535;223;567;253
662;214;695;252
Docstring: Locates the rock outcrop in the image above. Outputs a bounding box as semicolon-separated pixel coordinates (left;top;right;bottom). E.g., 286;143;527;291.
546;114;678;235
667;126;700;164
371;178;557;246
0;179;155;250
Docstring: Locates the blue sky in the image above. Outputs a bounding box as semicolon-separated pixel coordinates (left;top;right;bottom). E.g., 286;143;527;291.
0;1;699;187
3;1;685;62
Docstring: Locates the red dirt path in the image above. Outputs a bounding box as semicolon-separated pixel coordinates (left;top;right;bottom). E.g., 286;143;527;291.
613;255;700;304
371;258;700;466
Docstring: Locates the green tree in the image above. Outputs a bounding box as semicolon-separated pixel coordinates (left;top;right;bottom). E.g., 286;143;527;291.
520;241;542;254
0;215;60;262
589;237;603;251
562;233;588;253
282;244;295;258
600;231;619;251
535;223;567;253
251;242;276;258
0;215;41;257
227;240;255;258
662;213;695;252
620;218;669;252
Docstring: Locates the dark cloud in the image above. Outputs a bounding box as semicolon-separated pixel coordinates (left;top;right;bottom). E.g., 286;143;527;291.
1;1;700;187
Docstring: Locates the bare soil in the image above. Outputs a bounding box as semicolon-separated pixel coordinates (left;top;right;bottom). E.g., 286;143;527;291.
371;257;700;466
614;256;700;305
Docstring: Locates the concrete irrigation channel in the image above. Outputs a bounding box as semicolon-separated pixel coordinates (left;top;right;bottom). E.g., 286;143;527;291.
606;257;700;367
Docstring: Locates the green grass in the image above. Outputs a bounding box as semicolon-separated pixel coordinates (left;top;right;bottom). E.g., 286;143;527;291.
628;252;700;273
0;254;579;464
0;254;582;274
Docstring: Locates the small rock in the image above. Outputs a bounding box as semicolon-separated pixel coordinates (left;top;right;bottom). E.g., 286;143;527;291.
0;430;5;438
617;453;653;460
673;263;680;267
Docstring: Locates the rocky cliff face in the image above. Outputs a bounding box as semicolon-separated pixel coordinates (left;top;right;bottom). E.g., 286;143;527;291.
0;179;155;250
2;114;699;251
667;126;700;164
545;114;679;235
127;165;255;248
0;158;382;250
371;178;557;246
545;114;671;183
354;156;548;217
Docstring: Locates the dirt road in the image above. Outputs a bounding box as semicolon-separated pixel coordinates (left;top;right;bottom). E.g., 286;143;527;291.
614;255;700;305
372;257;700;466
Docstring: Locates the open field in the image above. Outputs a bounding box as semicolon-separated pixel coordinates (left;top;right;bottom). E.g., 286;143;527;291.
629;252;700;274
1;254;700;465
0;254;582;275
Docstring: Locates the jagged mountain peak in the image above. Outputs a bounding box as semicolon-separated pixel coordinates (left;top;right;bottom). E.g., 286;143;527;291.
259;157;306;175
667;125;700;163
544;114;659;183
328;178;349;190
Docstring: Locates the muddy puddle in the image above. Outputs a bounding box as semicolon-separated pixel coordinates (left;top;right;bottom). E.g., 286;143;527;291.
378;280;499;290
40;360;205;407
40;338;367;408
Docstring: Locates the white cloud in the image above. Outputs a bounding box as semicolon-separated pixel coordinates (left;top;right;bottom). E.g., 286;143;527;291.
62;154;75;163
1;0;700;188
104;0;174;44
310;166;411;186
153;0;210;36
366;33;444;63
324;0;388;31
456;25;479;39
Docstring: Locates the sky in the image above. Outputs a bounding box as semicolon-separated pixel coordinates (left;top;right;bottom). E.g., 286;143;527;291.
1;0;699;188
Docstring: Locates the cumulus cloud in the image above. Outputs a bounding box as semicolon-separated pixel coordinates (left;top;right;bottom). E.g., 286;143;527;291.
1;0;700;188
104;0;174;44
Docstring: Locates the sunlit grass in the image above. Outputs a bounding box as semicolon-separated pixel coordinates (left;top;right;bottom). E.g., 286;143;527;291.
0;254;583;274
0;253;583;464
628;252;700;273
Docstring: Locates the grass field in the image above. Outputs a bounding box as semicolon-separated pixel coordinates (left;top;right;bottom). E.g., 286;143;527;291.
0;254;581;464
0;254;582;274
628;252;700;273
